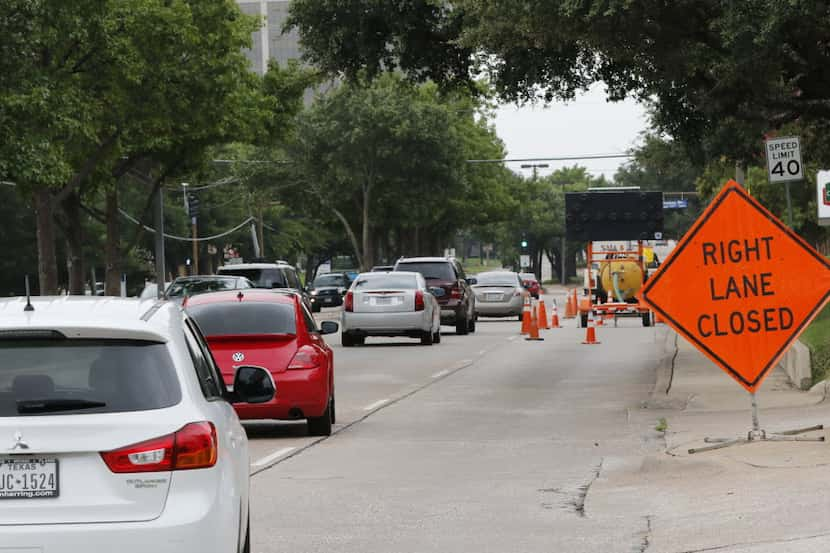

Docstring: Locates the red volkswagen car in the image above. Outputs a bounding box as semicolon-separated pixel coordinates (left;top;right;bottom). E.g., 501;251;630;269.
186;289;338;436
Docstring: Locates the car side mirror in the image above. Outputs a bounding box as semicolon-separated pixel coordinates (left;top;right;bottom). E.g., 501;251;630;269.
230;366;275;404
466;278;477;285
320;321;339;335
429;286;446;297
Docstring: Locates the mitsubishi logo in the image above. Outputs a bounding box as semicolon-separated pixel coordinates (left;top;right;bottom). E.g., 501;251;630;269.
10;431;29;451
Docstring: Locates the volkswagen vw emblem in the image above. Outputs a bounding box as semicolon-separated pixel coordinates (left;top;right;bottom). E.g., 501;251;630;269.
10;431;29;451
232;352;245;363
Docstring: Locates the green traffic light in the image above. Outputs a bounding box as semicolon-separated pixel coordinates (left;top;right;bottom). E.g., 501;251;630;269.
521;240;528;248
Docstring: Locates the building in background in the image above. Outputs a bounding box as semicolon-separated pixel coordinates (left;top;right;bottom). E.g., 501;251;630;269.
236;0;300;74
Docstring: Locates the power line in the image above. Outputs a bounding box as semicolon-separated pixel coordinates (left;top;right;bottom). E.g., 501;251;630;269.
467;153;634;164
119;209;255;242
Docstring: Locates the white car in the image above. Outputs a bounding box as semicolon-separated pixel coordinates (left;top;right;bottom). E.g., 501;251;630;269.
0;296;274;553
340;271;441;346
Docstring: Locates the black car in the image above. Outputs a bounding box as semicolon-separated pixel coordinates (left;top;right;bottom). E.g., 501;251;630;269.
308;272;352;312
393;257;477;335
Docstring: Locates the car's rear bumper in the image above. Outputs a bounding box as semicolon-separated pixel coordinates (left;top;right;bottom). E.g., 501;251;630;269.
475;299;523;317
310;294;342;308
230;367;329;420
0;470;239;553
342;311;431;335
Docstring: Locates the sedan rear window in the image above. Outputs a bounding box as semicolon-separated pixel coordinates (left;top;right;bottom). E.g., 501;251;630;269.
0;339;181;417
395;262;455;281
354;274;418;290
188;302;297;336
476;273;521;287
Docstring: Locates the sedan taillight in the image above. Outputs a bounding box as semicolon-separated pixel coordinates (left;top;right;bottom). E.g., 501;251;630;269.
101;422;217;473
344;291;354;312
450;286;462;299
414;290;425;311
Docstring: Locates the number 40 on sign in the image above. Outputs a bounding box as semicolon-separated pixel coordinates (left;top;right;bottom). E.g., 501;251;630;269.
766;136;803;183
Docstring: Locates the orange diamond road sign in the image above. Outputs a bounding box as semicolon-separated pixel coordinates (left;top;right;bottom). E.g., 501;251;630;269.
641;180;830;393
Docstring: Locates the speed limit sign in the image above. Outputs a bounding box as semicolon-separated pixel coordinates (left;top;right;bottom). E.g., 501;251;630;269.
765;136;803;183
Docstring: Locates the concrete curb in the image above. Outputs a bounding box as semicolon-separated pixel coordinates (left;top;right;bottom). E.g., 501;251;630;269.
778;340;812;390
643;327;681;409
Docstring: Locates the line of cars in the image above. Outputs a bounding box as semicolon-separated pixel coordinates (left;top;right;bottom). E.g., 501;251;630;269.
0;256;540;551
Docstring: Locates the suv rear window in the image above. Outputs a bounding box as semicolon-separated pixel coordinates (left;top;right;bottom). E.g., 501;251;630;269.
396;262;455;281
0;339;181;417
218;268;287;289
188;302;297;336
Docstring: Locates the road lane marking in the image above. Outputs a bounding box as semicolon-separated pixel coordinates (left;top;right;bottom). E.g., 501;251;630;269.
363;399;389;411
252;447;296;468
432;369;450;379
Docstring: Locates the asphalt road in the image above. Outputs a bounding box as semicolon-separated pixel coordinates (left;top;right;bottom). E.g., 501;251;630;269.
246;292;667;552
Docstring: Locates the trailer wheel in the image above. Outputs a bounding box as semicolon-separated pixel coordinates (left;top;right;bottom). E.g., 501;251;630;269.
642;311;652;327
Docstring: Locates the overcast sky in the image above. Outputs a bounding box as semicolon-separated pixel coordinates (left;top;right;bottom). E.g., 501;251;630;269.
492;84;650;182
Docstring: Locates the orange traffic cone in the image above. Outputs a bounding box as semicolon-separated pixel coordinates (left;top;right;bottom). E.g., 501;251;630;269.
525;301;544;341
550;299;561;328
564;291;575;319
537;299;550;330
520;295;531;335
582;308;600;345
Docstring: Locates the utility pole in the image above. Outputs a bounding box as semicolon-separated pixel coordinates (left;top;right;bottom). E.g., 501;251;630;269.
185;185;200;275
521;163;551;280
153;186;166;298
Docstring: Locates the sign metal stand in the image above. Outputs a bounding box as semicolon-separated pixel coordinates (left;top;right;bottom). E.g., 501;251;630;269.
688;393;824;454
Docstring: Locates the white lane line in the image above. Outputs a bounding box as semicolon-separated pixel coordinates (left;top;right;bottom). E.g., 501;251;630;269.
431;369;451;379
363;399;390;411
252;447;296;468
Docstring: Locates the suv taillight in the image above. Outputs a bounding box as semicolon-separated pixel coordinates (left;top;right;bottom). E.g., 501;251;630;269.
344;291;354;312
450;286;462;300
101;422;217;473
414;290;425;311
288;345;322;370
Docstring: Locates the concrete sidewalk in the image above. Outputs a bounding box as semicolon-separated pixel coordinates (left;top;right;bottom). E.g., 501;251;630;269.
585;327;830;552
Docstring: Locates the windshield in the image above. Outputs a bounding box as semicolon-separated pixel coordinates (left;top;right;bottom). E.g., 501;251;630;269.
475;272;520;287
218;268;286;288
166;277;249;298
353;274;418;290
395;262;454;281
188;302;297;336
313;274;348;287
0;339;181;417
519;273;537;282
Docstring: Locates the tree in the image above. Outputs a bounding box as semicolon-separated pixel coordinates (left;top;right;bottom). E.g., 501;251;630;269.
291;73;509;270
286;1;830;168
1;0;264;294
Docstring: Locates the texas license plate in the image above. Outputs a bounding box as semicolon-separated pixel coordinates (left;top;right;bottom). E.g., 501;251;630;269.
0;457;59;499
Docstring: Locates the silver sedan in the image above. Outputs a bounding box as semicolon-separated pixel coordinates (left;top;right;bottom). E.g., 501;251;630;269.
472;271;527;320
340;271;441;346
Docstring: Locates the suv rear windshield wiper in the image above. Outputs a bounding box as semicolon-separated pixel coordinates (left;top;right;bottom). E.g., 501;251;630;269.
17;399;107;414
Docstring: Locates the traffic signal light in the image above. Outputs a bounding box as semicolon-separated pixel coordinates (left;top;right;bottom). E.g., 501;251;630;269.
186;193;200;218
520;239;528;248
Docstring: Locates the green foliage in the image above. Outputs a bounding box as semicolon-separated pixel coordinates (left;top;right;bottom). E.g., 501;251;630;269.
655;418;668;433
801;304;830;386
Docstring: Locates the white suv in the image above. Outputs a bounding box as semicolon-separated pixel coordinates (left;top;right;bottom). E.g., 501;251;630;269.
0;296;274;553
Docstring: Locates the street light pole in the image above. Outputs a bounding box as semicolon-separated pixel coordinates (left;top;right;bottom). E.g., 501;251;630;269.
520;163;550;278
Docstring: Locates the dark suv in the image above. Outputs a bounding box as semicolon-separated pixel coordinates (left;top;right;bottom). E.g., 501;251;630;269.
393;257;477;334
